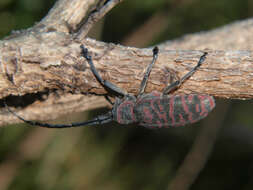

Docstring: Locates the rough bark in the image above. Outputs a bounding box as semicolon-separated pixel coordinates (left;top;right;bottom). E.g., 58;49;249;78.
1;0;253;126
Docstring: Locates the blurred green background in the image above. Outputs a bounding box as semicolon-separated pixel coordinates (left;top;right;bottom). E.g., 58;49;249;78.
1;0;253;190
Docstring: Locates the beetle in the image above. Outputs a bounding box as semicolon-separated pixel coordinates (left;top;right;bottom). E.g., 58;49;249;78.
6;45;215;128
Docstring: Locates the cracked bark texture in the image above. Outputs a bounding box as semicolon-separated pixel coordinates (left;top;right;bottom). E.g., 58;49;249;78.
1;0;253;126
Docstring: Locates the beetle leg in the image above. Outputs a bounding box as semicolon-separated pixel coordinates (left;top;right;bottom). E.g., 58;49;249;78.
137;46;159;98
104;95;114;105
81;45;128;97
163;52;208;95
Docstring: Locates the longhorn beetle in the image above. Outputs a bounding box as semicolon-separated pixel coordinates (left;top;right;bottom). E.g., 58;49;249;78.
6;45;215;128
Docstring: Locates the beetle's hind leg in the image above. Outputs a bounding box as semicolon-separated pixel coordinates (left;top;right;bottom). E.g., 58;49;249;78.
163;52;208;95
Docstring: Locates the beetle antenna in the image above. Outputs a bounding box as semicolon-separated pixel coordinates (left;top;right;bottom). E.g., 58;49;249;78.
5;102;112;128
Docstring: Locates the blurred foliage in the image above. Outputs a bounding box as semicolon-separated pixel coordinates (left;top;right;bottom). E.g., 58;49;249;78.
0;0;54;38
1;0;253;190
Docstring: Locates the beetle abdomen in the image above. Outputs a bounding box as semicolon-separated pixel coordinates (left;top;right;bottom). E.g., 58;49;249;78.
134;94;215;128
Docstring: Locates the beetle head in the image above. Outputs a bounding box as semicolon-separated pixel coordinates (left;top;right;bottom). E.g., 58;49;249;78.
112;95;137;125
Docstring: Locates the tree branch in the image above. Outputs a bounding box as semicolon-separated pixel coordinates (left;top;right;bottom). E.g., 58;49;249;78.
76;0;123;40
160;18;253;50
38;0;97;32
1;0;253;126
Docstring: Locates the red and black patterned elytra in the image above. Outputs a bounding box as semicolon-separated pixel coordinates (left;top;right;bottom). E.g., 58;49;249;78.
113;91;215;128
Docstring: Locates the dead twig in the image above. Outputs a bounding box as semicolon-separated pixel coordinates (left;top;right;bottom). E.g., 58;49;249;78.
76;0;123;40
